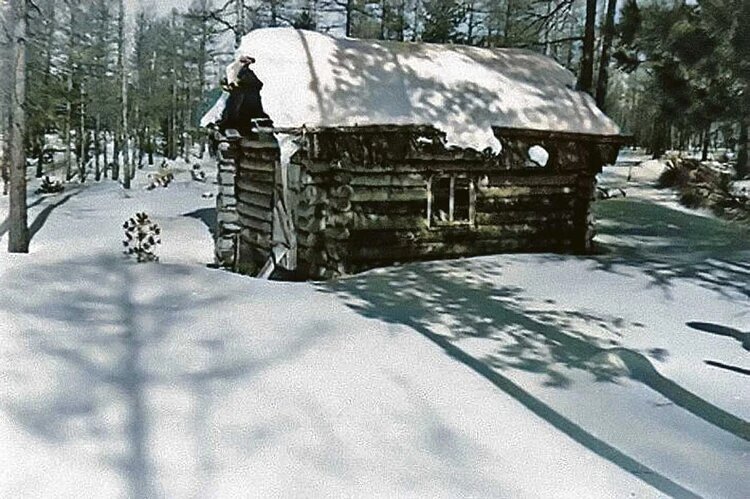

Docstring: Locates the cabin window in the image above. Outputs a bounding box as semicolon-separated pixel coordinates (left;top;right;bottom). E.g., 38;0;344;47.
428;175;474;227
527;145;550;167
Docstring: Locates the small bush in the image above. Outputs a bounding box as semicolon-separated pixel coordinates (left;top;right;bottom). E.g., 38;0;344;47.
35;175;64;194
123;212;161;262
146;169;174;190
679;188;707;209
658;158;696;188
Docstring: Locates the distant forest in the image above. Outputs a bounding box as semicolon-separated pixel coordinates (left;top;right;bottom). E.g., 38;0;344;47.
1;0;749;184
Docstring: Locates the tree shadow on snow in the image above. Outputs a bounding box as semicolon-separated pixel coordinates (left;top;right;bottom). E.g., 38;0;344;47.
0;188;82;241
0;255;328;498
321;256;748;497
29;189;85;240
687;322;750;351
591;198;750;299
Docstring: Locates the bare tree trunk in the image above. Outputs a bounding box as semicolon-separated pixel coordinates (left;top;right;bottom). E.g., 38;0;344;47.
578;0;597;95
94;114;101;180
112;134;120;180
411;0;421;41
78;81;86;182
1;124;8;195
102;130;109;175
345;0;353;37
64;68;73;180
595;0;617;109
701;125;711;161
8;0;29;253
738;111;750;179
0;17;8;196
35;135;44;178
235;0;244;46
503;0;514;45
466;1;475;46
120;0;131;189
542;0;551;56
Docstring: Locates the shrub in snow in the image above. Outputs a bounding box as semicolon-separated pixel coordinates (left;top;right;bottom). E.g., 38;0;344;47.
146;169;174;190
123;212;161;262
191;164;206;182
658;157;749;222
658;158;693;189
35;175;64;194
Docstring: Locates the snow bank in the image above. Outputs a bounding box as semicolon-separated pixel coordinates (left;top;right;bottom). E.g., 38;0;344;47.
202;28;621;152
1;158;749;498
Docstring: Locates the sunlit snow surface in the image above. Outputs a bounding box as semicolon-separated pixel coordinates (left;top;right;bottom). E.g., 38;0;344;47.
202;28;620;153
0;159;748;498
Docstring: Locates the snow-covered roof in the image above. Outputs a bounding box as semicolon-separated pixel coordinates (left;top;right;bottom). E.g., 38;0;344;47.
202;28;621;152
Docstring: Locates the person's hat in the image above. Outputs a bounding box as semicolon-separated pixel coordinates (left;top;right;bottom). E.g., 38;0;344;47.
239;55;256;65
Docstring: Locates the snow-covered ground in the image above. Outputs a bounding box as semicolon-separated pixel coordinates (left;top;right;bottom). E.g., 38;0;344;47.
1;159;748;498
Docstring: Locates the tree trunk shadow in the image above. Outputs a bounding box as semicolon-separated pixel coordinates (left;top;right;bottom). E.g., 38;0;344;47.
29;189;84;240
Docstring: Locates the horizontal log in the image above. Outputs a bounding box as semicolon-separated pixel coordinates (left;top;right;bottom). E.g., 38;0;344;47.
235;177;274;196
236;170;275;184
477;185;575;198
237;190;272;210
324;226;350;241
348;223;576;247
476;194;576;212
350;186;427;203
352;199;427;216
482;173;579;187
217;172;234;186
347;173;426;188
216;211;238;225
240;138;280;151
239;160;275;174
236;202;273;223
237;213;272;234
217;194;236;208
351;213;428;231
349;238;575;263
239;230;272;250
493;126;629;145
475;211;575;225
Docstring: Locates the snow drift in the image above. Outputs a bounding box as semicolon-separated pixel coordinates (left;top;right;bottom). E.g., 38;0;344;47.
201;28;621;152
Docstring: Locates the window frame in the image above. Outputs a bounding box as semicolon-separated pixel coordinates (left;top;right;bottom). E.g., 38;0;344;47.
427;173;476;229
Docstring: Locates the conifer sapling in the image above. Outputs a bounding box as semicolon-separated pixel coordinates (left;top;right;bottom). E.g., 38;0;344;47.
123;212;162;262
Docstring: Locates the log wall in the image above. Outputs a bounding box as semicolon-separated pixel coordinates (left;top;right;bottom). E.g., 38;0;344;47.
291;125;621;279
217;124;622;280
228;133;280;273
214;133;240;267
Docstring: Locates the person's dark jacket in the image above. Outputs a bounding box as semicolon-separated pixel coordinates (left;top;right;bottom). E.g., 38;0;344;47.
218;65;272;135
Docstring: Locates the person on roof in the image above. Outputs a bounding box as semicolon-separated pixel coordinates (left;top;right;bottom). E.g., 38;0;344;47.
217;55;273;136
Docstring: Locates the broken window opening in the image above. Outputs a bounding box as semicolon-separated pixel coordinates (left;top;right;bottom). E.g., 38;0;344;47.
429;175;474;227
527;144;550;167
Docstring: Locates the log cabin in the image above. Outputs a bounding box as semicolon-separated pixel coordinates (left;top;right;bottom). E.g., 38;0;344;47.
202;28;626;279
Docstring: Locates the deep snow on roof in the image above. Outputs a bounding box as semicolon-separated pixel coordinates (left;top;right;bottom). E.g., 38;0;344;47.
202;28;621;151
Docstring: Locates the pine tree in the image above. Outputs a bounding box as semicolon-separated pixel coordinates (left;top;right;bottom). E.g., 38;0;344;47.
123;212;162;262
